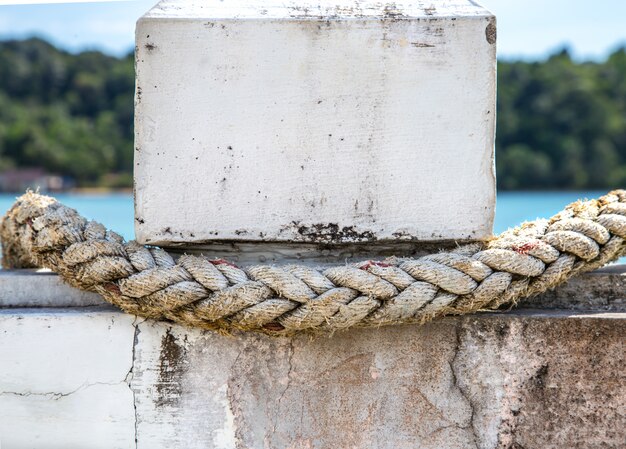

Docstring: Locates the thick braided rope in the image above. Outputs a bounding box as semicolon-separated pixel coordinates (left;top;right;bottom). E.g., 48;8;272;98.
1;191;625;334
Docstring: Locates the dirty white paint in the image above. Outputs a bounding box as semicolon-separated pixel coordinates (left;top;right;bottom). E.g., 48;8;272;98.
134;0;497;246
0;308;137;449
144;0;495;20
129;320;246;448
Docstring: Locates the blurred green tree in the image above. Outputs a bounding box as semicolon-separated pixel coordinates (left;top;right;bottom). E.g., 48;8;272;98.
497;47;626;190
0;38;625;190
0;38;134;188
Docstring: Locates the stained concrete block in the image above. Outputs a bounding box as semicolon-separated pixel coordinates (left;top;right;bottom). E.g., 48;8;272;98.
1;305;624;448
128;311;626;449
1;267;624;447
134;0;497;246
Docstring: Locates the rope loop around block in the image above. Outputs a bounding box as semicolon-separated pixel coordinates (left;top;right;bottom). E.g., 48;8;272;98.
1;190;625;334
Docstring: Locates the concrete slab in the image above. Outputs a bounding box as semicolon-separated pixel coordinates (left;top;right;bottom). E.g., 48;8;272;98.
134;0;497;246
1;307;624;448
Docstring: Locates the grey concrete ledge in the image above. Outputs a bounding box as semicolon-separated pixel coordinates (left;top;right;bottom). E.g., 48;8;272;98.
0;269;104;308
520;264;626;312
1;265;624;311
1;305;623;320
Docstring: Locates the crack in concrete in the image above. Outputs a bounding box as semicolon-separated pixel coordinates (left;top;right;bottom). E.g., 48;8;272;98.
0;380;124;400
266;338;296;446
2;315;144;446
276;338;295;411
125;316;143;449
451;319;481;449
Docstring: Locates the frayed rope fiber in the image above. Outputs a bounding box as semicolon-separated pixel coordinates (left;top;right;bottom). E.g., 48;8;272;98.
1;191;625;334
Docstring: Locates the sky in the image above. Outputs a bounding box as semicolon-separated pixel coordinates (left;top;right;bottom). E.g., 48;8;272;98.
0;0;624;60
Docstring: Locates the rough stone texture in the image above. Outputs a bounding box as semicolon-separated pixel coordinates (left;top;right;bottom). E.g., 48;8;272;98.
134;0;496;246
1;305;624;448
453;311;626;449
1;267;624;447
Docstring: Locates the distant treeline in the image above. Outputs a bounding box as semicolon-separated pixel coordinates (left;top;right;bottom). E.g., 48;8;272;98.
0;38;134;188
0;38;625;190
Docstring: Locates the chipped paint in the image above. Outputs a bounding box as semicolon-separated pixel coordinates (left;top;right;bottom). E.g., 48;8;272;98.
212;384;238;448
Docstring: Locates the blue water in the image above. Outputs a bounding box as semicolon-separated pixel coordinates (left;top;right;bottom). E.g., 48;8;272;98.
0;190;615;241
493;191;609;234
0;193;135;240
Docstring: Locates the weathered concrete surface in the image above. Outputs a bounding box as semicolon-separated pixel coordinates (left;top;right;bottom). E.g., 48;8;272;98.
0;308;137;449
522;267;626;311
131;311;626;449
1;305;624;448
134;0;497;246
1;267;624;447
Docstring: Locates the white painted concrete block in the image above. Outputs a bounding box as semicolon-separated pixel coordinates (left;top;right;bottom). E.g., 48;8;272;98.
0;309;137;448
0;384;135;449
134;0;496;246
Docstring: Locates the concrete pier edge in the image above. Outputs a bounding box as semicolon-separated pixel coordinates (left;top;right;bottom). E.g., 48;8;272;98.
1;266;624;448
